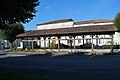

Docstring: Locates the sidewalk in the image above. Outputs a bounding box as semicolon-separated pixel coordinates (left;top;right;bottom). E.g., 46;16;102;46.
0;53;26;58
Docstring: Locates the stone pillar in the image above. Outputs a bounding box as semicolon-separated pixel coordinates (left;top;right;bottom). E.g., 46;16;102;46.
96;35;98;46
73;36;76;52
82;35;85;45
26;37;29;50
37;37;41;49
20;41;23;49
43;37;46;51
31;37;34;49
57;36;61;52
48;37;50;48
91;35;94;52
69;36;72;53
19;38;24;49
111;34;114;53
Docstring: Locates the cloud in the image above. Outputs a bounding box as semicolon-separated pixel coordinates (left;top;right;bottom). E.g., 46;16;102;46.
45;6;50;10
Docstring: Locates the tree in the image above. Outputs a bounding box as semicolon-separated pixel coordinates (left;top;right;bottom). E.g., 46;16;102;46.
0;0;39;29
114;12;120;31
0;23;24;43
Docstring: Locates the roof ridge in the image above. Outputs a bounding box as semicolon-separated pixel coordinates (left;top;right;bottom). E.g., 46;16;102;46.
74;18;113;25
36;19;73;26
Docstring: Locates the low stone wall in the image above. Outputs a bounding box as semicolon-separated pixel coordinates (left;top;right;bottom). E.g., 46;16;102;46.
34;49;120;55
35;49;119;52
4;49;120;56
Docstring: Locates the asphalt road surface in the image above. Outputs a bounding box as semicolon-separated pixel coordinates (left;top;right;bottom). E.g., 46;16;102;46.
0;54;120;80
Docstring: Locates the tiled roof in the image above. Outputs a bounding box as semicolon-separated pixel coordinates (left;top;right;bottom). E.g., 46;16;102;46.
74;19;113;25
36;19;73;26
16;24;117;38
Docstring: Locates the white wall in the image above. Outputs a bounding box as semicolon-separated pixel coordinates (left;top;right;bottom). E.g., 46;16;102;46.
74;22;113;27
114;32;120;45
37;21;73;30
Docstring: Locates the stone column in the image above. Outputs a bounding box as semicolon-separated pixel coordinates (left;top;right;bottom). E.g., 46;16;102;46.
82;35;85;45
37;37;41;49
73;36;76;52
111;34;114;53
20;38;24;49
96;35;98;46
31;37;34;49
48;37;50;48
91;35;94;52
69;36;72;53
57;36;61;52
43;37;46;51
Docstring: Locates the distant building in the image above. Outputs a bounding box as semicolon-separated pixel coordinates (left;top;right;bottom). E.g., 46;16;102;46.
0;36;3;50
0;36;10;51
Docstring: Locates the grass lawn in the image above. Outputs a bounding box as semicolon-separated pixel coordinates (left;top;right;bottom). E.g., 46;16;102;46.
0;70;53;80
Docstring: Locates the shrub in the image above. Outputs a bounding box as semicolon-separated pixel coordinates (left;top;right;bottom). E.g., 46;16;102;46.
48;43;57;49
11;44;21;51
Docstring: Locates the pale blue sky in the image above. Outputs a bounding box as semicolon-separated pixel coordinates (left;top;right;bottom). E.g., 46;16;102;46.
24;0;120;30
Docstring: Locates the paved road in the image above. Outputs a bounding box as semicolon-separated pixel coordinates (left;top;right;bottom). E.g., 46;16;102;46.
0;54;120;80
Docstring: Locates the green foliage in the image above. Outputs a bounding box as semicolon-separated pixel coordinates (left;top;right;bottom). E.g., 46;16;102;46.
114;12;120;31
9;43;21;51
0;23;24;43
118;45;120;49
48;43;57;49
107;41;114;45
107;41;114;48
0;0;40;29
0;29;7;40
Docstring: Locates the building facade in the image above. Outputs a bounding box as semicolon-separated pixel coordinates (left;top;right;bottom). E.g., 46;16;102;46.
0;36;10;52
16;18;120;50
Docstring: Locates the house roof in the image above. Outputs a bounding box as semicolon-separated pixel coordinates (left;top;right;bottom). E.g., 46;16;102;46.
16;24;117;38
74;18;113;25
36;19;73;26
